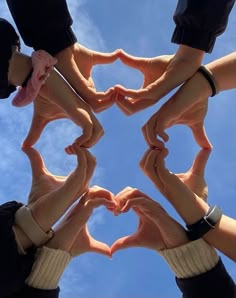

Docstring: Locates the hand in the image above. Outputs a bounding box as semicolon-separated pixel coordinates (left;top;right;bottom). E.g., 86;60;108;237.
25;146;97;232
142;72;212;149
22;146;68;205
47;186;116;257
55;43;120;113
115;46;204;115
111;187;188;254
139;148;211;224
22;74;105;151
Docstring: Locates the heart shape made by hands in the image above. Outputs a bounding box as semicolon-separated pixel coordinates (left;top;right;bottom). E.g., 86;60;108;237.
80;185;189;258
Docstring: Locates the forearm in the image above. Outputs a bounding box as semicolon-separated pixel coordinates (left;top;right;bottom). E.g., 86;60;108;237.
206;52;236;91
168;194;236;261
156;45;204;98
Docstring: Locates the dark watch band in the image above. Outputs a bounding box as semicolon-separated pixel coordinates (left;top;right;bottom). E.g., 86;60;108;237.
186;205;222;241
197;65;219;97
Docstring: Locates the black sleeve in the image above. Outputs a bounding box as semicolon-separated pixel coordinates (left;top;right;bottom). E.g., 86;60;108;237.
171;0;235;52
7;286;60;298
6;0;77;55
176;258;236;298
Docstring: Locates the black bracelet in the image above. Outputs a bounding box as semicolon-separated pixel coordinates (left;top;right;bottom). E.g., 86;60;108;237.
186;205;222;241
197;65;219;97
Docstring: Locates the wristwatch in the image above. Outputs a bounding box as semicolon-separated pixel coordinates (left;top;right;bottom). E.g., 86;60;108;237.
186;205;222;241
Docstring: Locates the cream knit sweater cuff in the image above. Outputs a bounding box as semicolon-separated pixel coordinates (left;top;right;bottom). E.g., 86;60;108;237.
26;246;71;289
159;239;219;279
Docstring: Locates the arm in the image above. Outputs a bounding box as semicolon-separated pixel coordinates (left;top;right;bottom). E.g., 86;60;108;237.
11;187;115;298
115;46;204;115
142;51;236;149
140;148;236;261
6;1;120;112
8;50;105;149
112;187;236;298
13;146;96;251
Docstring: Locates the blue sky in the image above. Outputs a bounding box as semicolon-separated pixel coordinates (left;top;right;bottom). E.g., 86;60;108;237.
1;1;236;297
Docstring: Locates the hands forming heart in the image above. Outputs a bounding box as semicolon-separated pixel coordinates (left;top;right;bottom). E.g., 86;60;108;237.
21;44;210;153
24;144;210;260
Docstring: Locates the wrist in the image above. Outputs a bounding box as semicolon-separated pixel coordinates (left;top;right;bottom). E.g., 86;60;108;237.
197;65;219;97
186;205;223;241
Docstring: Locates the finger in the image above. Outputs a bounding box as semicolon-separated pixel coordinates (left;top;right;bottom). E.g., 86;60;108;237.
115;87;156;114
120;197;147;213
190;148;212;176
111;235;139;254
92;49;120;65
114;85;146;99
83;149;97;188
84;186;114;202
85;198;116;210
70;126;94;150
88;238;111;258
142;123;165;149
118;50;146;71
142;149;167;193
65;144;76;155
139;147;153;169
22;111;48;148
114;189;149;215
82;117;104;147
22;146;47;178
114;186;135;199
115;93;133;116
190;122;213;149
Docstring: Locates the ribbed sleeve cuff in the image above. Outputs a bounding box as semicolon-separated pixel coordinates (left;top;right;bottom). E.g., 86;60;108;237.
26;247;71;289
159;239;219;278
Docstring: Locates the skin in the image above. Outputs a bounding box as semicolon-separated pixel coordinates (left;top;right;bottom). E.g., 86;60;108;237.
140;148;236;261
13;145;97;250
55;44;121;113
111;187;189;254
114;45;204;115
142;51;236;149
46;186;117;258
8;49;116;150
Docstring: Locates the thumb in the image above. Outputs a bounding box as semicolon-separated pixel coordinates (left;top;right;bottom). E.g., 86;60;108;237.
111;235;138;255
87;238;111;258
22;112;48;148
21;146;47;178
190;122;213;149
118;50;145;71
92;49;121;65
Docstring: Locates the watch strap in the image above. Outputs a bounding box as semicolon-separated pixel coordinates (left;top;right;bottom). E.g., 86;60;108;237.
186;205;222;241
